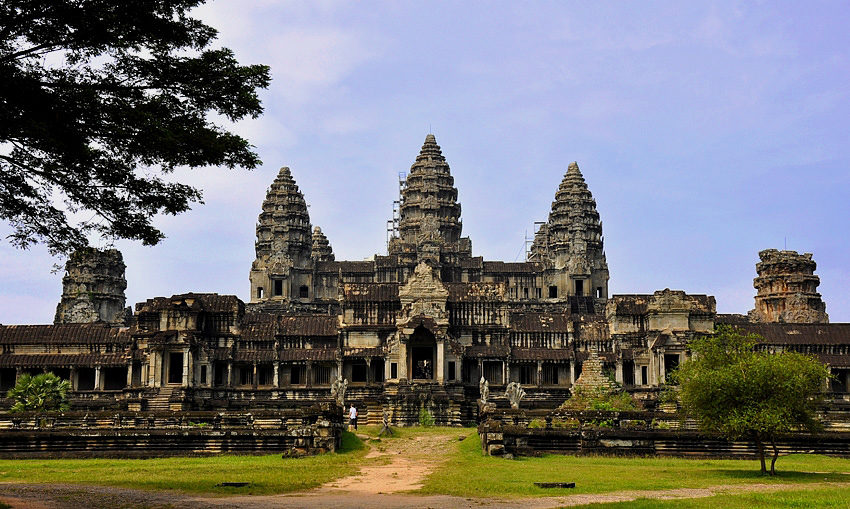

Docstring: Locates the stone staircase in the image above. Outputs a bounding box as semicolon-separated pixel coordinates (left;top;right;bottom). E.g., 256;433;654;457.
146;386;175;412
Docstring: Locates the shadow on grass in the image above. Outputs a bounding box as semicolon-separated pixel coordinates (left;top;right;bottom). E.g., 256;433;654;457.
710;469;850;482
339;431;365;453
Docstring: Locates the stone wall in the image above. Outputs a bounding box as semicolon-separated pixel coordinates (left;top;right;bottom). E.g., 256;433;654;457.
480;409;850;458
0;406;342;458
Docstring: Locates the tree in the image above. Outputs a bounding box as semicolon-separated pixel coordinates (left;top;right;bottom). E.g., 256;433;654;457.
7;372;71;412
0;1;271;255
673;325;831;476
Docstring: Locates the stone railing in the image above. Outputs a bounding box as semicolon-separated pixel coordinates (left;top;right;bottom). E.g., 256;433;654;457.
479;408;850;459
0;404;343;458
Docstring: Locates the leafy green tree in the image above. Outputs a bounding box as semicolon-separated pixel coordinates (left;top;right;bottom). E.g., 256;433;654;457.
7;372;71;412
1;1;270;255
674;325;831;476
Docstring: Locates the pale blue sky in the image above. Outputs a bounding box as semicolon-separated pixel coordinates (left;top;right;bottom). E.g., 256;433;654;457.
2;1;849;323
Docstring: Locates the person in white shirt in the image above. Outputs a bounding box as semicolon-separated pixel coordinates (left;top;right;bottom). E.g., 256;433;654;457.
348;404;358;430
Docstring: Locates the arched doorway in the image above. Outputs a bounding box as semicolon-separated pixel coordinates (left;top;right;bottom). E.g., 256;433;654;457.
409;325;436;380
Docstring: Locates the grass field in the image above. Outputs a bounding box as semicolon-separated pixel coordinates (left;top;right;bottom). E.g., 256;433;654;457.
419;429;850;499
2;427;850;507
0;431;367;495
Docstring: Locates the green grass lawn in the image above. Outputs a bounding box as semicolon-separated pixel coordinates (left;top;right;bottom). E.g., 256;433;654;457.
2;427;850;507
419;430;850;498
0;431;367;495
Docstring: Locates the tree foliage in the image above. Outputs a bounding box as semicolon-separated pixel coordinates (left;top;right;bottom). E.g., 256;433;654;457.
0;0;271;254
7;372;71;412
674;325;830;475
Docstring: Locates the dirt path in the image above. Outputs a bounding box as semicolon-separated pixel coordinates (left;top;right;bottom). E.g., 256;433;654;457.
0;433;845;508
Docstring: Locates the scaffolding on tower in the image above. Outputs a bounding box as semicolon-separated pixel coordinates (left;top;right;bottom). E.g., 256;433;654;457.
386;171;406;252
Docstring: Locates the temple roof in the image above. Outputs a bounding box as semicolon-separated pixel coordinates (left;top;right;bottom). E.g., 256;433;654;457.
0;323;130;345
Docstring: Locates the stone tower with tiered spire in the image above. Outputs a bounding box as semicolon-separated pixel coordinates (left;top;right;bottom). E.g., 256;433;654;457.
54;248;128;325
311;226;334;262
388;134;472;268
529;162;609;301
249;167;314;305
748;249;828;323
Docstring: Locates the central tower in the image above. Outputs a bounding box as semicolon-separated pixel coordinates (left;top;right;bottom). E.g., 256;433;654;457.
388;134;472;268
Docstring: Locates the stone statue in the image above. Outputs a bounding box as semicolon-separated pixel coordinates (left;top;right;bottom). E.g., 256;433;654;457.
505;382;526;410
330;376;348;407
479;376;489;404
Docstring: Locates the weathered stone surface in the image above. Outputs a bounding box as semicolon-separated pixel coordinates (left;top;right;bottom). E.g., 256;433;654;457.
749;249;829;324
249;167;314;307
570;351;617;394
529;162;609;303
54;248;127;325
311;226;334;262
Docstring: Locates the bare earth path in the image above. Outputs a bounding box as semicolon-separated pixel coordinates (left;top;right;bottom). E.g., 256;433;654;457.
0;433;843;508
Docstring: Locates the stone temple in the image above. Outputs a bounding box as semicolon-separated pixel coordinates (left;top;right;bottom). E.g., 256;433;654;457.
1;134;848;423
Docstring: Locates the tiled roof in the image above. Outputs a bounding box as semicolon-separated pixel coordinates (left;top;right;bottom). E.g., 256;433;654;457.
0;324;131;345
343;283;399;302
482;261;544;273
279;349;337;361
732;323;850;346
511;313;569;332
0;353;127;368
464;345;510;358
278;315;338;336
240;321;277;341
234;350;277;363
136;293;242;313
511;348;572;360
316;261;376;273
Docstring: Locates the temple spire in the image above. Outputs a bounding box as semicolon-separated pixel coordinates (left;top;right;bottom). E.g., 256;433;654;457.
392;134;465;252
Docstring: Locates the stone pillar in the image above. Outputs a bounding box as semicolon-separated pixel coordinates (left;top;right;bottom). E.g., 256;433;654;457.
227;362;232;387
126;363;133;388
615;360;623;384
306;361;313;388
69;367;76;391
15;367;22;383
398;337;408;381
436;340;445;384
273;363;279;388
569;360;575;385
478;359;484;382
537;361;543;387
183;349;190;387
366;358;373;385
252;363;258;389
94;367;102;391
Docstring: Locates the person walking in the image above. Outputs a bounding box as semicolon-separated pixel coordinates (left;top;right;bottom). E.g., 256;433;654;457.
348;403;358;431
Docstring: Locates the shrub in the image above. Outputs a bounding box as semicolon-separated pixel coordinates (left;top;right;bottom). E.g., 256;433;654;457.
7;372;70;413
418;406;435;427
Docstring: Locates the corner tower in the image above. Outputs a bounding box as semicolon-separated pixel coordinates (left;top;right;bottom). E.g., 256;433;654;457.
249;167;313;305
54;248;127;325
748;249;828;323
529;162;609;301
389;134;472;266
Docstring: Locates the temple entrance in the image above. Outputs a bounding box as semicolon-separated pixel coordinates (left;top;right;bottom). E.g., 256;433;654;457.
409;325;436;380
168;352;183;384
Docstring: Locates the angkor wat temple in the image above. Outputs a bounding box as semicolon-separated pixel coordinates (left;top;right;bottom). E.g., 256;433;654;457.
1;135;847;424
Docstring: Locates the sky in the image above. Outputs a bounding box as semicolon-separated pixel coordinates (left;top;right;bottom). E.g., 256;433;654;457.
2;1;849;324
